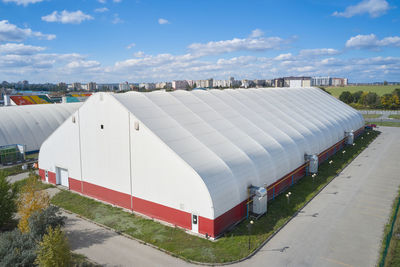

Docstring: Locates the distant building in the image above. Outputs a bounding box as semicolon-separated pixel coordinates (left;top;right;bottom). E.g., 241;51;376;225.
274;78;284;87
87;82;97;91
311;77;332;87
155;82;172;89
72;82;82;90
196;79;213;88
172;80;189;90
119;82;130;91
283;77;311;88
331;78;348;87
139;83;156;91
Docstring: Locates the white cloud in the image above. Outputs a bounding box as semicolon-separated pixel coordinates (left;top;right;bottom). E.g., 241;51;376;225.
333;0;390;18
0;20;55;42
0;43;45;55
94;7;109;13
2;0;43;6
298;48;340;57
274;53;293;60
112;14;123;24
126;43;136;49
158;18;170;25
249;29;264;38
346;34;400;49
98;0;106;3
66;60;101;69
188;34;288;56
113;0;122;2
42;10;94;24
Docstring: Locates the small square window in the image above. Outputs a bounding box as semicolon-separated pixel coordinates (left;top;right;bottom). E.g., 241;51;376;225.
100;124;104;129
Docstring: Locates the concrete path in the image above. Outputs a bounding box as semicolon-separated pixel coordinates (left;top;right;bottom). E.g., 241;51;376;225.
63;212;190;267
6;170;38;183
234;127;400;267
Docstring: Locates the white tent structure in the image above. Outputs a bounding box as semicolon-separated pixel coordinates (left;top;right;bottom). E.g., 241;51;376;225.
38;88;364;237
0;103;82;153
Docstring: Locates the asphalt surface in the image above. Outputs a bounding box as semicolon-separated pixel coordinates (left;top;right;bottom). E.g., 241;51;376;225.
64;211;189;267
6;170;38;183
234;126;400;267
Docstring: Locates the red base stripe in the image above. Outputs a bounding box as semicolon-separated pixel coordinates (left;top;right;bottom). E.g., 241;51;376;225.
81;180;132;210
132;196;192;229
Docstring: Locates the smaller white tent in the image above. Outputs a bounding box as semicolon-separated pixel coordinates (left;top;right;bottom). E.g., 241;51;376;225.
0;103;82;153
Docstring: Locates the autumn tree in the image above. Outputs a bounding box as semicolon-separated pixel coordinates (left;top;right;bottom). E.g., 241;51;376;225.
17;176;50;233
35;226;71;267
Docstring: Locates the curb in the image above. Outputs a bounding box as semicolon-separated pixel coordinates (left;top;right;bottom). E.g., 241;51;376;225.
56;130;379;266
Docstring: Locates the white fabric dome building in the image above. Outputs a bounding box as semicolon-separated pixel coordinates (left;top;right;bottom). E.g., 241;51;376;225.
0;103;82;153
38;88;364;237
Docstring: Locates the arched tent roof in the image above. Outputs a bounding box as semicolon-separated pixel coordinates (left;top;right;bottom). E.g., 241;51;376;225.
113;87;364;217
0;103;82;152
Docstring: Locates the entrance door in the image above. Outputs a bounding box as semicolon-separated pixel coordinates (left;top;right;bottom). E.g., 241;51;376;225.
192;214;198;233
57;167;69;187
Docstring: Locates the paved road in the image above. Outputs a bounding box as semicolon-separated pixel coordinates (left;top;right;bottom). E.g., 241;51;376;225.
6;170;38;183
235;126;400;267
64;212;189;267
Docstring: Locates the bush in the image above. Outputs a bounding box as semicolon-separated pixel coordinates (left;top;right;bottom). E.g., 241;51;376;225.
0;229;37;266
0;174;17;229
339;91;353;104
17;176;50;233
28;206;67;240
35;226;71;267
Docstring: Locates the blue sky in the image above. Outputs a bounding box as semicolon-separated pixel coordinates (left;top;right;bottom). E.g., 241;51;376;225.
0;0;399;83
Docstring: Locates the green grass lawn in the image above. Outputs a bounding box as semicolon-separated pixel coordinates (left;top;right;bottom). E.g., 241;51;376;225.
374;121;400;127
379;189;400;267
389;114;400;120
51;130;379;263
363;114;382;119
326;85;399;98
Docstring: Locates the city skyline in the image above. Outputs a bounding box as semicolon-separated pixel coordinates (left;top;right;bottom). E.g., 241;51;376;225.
0;0;399;83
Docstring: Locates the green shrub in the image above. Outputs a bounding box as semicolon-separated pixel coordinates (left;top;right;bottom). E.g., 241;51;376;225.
0;229;37;266
28;206;66;240
35;226;71;267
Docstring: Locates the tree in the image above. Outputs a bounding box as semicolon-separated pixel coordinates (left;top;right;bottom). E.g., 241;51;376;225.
339;91;354;104
352;91;363;103
384;80;388;85
0;174;17;229
364;92;380;107
28;206;66;240
35;226;71;267
17;176;50;233
381;94;394;109
0;229;37;266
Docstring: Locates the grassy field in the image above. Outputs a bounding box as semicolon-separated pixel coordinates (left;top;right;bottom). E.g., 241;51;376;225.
363;114;382;119
389;114;400;120
326;85;399;97
379;189;400;267
374;121;400;127
51;130;379;263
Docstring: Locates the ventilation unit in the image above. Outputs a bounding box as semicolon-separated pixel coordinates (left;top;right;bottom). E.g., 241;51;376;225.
249;186;267;215
305;154;318;174
345;130;354;145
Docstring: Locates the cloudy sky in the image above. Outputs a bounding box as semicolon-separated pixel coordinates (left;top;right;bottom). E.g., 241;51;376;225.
0;0;399;83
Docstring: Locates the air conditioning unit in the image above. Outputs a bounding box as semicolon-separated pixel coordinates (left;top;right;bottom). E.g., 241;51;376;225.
345;130;354;145
249;186;267;215
305;154;318;173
